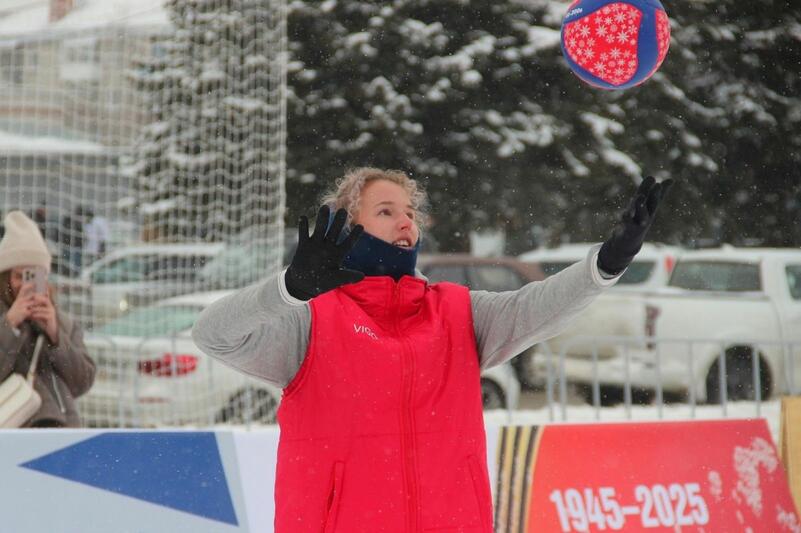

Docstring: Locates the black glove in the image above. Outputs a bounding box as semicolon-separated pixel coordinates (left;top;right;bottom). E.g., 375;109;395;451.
284;205;365;300
598;176;674;276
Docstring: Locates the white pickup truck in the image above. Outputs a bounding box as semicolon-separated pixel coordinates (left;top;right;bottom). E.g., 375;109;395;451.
532;247;801;403
514;242;681;388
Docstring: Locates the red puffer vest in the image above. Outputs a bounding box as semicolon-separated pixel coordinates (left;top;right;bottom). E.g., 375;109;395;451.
274;275;493;533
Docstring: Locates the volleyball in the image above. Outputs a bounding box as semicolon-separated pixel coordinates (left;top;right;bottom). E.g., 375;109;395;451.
561;0;671;90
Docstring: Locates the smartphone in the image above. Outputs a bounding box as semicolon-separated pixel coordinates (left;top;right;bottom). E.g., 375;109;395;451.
22;266;47;295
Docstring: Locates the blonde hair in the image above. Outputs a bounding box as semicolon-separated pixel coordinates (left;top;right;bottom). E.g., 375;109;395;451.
320;167;430;229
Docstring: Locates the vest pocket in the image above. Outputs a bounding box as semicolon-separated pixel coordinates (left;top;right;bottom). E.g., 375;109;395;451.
422;455;489;531
467;455;492;532
323;461;345;533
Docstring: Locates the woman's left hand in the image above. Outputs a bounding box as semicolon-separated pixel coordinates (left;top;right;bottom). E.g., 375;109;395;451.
29;294;59;345
598;176;674;275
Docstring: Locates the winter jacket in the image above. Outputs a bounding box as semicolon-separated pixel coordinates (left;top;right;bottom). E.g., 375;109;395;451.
0;300;95;427
275;276;492;532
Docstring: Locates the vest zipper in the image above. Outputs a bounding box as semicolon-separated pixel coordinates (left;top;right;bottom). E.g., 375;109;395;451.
395;283;420;532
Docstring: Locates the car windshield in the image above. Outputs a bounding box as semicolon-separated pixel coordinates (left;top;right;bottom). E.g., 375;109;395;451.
198;244;272;287
669;261;762;292
95;305;203;337
540;260;654;284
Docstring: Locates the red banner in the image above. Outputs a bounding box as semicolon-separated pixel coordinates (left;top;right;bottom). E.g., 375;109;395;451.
527;419;800;532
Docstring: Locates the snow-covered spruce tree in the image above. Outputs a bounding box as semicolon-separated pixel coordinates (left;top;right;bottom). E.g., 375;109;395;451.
285;0;603;251
126;0;286;244
671;0;801;247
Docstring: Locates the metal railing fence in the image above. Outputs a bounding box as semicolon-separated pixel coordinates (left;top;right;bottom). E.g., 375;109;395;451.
533;335;800;422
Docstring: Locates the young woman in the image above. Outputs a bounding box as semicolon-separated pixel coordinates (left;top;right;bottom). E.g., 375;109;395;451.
0;211;95;428
193;167;672;532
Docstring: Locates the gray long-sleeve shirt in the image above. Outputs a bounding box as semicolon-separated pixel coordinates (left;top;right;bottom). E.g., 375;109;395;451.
192;244;621;389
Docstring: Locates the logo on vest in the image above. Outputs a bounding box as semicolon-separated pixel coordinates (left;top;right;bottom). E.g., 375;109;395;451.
353;323;379;340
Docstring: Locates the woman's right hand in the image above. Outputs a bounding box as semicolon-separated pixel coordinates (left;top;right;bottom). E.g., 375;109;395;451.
284;205;365;300
5;283;35;329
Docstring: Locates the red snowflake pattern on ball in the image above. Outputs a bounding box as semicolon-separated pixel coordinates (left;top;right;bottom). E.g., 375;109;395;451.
563;2;643;86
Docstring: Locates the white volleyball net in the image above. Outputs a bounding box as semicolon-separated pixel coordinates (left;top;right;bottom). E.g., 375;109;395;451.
0;0;287;427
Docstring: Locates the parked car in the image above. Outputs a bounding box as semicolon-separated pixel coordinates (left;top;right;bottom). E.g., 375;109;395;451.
79;290;282;427
417;253;546;401
124;228;295;309
533;246;801;404
518;242;681;289
418;253;545;291
56;242;225;327
124;241;281;309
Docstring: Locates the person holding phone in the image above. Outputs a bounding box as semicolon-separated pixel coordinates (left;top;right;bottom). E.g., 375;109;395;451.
193;167;672;532
0;211;95;428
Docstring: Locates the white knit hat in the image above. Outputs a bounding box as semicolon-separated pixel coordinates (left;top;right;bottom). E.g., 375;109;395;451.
0;210;51;273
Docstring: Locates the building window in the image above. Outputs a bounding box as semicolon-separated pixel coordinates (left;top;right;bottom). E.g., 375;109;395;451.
60;37;100;82
0;45;25;85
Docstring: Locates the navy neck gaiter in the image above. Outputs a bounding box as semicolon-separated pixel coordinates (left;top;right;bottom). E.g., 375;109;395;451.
325;207;419;280
342;229;420;281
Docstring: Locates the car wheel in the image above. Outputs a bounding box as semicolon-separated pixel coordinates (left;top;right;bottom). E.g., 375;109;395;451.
481;378;506;410
510;347;542;391
216;387;279;424
706;348;771;403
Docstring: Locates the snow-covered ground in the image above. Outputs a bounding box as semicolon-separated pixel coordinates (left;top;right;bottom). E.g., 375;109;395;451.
485;399;783;445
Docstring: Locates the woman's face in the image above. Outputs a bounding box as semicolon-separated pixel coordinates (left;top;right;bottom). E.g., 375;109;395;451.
9;266;27;299
353;179;420;249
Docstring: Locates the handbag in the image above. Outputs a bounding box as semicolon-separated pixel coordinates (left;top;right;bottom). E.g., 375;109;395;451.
0;334;45;428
